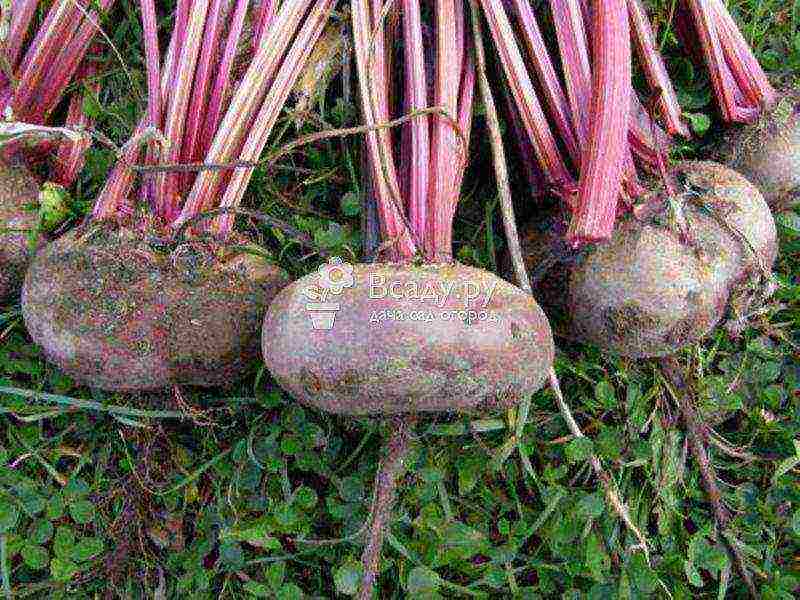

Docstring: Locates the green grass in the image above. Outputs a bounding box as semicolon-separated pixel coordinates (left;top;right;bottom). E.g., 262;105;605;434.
1;1;799;598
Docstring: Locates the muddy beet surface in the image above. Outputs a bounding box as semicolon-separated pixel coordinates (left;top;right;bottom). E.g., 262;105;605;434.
22;225;289;390
715;91;800;212
262;262;555;415
517;161;776;358
0;164;42;302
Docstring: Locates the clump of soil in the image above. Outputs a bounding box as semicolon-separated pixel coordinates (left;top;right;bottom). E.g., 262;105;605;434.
0;164;43;302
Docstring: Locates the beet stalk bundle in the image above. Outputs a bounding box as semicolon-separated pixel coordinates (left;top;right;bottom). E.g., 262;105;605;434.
21;0;339;391
0;0;112;302
261;2;555;596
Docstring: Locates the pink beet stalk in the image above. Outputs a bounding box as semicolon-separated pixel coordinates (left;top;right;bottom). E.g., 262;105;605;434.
179;0;224;193
566;0;632;243
213;0;336;236
52;63;100;187
426;0;461;261
157;0;210;221
479;0;574;194
34;0;115;119
11;1;82;121
550;0;593;145
510;0;580;165
627;0;690;137
710;0;776;111
198;0;248;153
176;0;316;224
401;0;429;243
139;0;161;207
685;0;761;123
4;0;38;75
349;0;416;260
92;38;178;221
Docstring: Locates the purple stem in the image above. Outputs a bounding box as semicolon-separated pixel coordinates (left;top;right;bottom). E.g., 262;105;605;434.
627;0;690;137
401;0;430;244
198;0;248;154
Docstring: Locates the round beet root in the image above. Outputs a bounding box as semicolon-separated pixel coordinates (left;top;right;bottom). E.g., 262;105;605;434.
515;162;776;358
22;225;289;390
262;262;554;415
716;92;800;212
0;164;42;302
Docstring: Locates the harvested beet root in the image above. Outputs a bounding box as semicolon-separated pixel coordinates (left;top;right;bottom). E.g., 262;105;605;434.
517;162;776;358
22;226;288;390
0;165;43;303
262;262;554;415
716;92;800;212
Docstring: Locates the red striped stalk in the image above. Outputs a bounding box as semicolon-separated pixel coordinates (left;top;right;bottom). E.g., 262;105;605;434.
138;0;161;208
212;0;336;236
198;0;248;153
550;0;592;145
35;0;115;119
176;0;315;225
449;41;475;225
710;0;776;112
92;37;177;221
401;0;429;244
11;0;82;122
52;76;100;187
426;0;461;262
156;0;210;222
478;0;574;194
349;0;416;260
566;0;642;198
368;0;403;221
685;0;759;123
510;0;579;165
253;0;276;49
168;0;190;99
179;0;225;193
566;0;632;243
627;0;690;137
3;0;38;75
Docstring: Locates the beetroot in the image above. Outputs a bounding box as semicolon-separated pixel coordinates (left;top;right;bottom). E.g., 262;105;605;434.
716;93;800;212
262;262;554;415
0;165;42;302
22;225;288;390
22;2;334;390
519;162;776;358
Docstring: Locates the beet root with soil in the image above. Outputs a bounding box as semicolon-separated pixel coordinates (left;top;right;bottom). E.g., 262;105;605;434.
22;226;288;391
262;262;554;415
0;165;43;303
519;162;777;358
715;92;800;213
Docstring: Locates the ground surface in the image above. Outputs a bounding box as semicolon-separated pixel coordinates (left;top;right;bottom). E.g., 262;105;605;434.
0;1;799;598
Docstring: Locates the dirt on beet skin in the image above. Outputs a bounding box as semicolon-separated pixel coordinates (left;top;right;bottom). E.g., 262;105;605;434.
262;262;555;415
22;224;289;390
0;164;42;302
516;161;777;359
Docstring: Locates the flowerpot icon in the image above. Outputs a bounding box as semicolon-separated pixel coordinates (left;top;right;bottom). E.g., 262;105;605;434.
306;302;341;330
